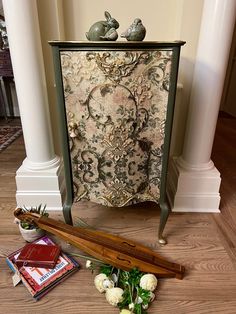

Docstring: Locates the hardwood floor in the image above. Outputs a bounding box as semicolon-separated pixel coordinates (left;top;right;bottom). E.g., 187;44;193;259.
0;114;236;314
212;112;236;215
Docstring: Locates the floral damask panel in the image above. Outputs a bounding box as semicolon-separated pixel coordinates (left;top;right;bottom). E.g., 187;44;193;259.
60;49;173;207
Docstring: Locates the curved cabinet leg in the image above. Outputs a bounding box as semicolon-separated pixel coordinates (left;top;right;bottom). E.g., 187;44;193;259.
158;202;171;245
63;204;73;225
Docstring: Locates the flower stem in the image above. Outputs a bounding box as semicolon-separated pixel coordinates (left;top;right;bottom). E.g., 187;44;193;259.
128;283;133;304
116;268;120;287
69;252;104;264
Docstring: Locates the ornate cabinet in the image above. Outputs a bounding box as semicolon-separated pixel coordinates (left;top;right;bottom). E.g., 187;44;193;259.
50;41;185;244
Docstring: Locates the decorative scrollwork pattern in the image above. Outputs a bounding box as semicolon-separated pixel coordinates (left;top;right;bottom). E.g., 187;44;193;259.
86;51;151;83
61;49;172;206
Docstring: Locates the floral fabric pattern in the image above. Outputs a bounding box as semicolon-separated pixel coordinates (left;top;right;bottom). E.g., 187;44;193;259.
60;50;172;206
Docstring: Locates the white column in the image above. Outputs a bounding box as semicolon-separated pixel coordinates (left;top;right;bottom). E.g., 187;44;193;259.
168;0;236;212
3;0;63;210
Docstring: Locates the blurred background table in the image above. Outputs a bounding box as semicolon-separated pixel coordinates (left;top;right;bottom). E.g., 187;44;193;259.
0;49;14;120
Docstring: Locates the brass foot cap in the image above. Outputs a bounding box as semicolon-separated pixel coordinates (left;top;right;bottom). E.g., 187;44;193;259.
158;237;167;245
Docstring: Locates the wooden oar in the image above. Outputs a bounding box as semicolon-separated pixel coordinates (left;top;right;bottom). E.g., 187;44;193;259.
14;208;185;279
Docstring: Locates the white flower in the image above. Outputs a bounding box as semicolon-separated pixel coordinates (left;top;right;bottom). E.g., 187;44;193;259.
86;260;92;268
94;273;108;293
140;274;158;292
105;287;124;306
128;302;134;310
120;310;132;314
103;278;115;289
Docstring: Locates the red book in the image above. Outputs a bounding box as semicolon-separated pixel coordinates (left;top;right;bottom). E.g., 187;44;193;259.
15;243;61;269
6;236;79;300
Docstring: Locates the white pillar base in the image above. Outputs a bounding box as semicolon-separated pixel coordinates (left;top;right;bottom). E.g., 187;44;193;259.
167;157;221;212
15;159;65;211
22;156;60;171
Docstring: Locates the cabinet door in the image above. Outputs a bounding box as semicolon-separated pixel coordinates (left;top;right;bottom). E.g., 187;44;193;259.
60;49;173;207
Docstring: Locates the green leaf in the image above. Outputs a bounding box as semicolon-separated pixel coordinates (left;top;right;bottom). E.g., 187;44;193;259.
117;288;131;309
134;303;142;314
137;288;152;305
99;264;113;276
129;268;143;286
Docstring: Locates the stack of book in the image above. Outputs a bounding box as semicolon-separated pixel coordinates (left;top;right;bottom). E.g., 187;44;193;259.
6;236;79;300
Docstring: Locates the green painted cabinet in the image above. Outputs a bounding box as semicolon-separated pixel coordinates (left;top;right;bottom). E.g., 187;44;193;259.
50;41;185;244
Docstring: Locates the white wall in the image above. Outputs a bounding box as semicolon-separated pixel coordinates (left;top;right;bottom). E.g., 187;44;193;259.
37;0;204;157
221;21;236;117
37;0;65;154
63;0;182;41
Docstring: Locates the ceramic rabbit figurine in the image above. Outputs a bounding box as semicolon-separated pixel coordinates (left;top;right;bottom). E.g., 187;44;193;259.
86;11;119;41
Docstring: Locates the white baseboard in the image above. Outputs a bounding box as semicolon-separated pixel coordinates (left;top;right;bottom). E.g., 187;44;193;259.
167;157;221;213
15;158;65;211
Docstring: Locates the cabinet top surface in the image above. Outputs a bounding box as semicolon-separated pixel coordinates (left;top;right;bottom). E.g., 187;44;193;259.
49;40;186;49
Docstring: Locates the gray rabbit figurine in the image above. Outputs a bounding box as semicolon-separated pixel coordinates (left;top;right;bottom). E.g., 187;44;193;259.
86;11;119;41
